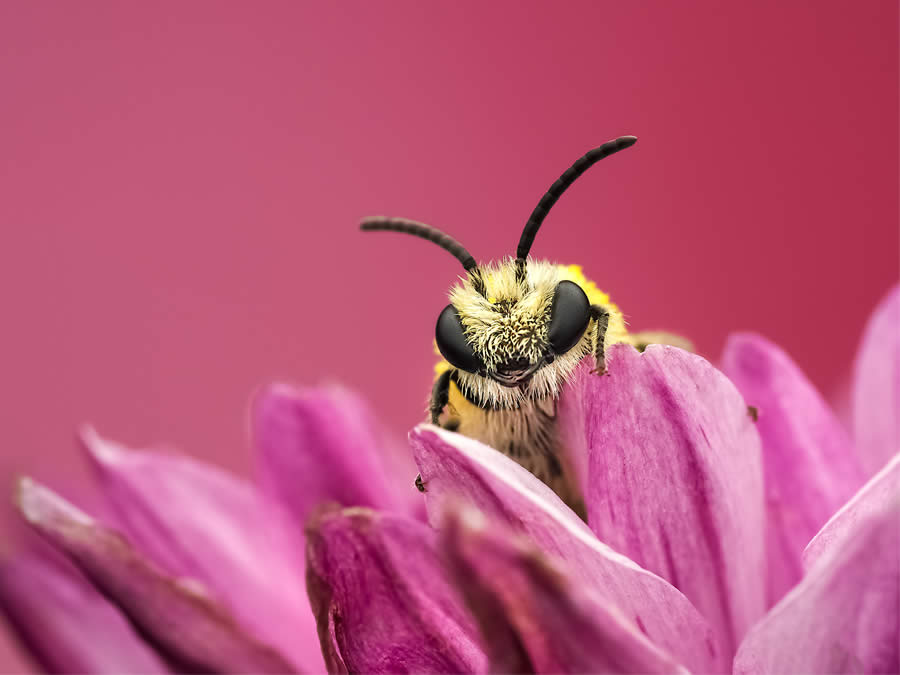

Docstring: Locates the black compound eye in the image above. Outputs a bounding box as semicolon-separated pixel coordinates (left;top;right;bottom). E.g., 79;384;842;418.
435;304;483;373
548;280;591;355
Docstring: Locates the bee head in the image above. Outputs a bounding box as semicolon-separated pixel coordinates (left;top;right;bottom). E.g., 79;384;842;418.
436;260;592;402
360;135;636;404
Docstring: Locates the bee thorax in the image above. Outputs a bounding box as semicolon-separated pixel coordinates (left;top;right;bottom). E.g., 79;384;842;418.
439;388;586;518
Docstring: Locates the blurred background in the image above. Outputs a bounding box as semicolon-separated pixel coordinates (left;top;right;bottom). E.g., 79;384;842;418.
0;2;896;667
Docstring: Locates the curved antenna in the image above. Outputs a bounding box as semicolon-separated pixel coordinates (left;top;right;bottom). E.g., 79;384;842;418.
360;216;479;272
516;136;638;267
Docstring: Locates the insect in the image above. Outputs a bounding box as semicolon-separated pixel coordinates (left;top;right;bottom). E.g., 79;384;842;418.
362;136;686;517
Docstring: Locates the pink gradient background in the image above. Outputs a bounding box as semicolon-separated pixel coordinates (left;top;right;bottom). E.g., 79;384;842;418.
0;2;897;670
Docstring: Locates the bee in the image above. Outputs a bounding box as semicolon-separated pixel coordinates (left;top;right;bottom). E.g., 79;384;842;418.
362;136;686;517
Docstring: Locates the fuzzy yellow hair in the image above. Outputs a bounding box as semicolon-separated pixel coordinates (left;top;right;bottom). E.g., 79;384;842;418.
433;260;629;408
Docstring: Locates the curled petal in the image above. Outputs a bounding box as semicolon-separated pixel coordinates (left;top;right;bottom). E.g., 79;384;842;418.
803;453;900;569
410;425;726;674
734;472;900;674
0;553;169;674
560;345;766;654
81;428;321;672
853;284;900;476
16;478;296;674
305;506;487;674
722;333;865;603
442;508;689;674
253;383;422;521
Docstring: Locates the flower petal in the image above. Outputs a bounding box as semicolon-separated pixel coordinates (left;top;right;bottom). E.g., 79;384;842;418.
442;507;689;674
16;478;297;673
803;452;900;570
305;506;487;674
253;383;422;521
410;424;726;674
721;333;865;603
559;345;766;654
0;552;170;674
81;427;322;672
852;284;900;476
733;466;900;674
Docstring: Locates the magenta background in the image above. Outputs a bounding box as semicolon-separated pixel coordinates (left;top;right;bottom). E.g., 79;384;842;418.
0;2;897;670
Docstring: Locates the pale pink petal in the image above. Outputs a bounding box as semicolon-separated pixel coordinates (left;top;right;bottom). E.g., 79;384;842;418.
253;383;422;522
16;478;297;673
722;333;865;603
734;474;899;674
0;553;170;674
79;428;322;672
559;345;766;655
410;425;726;674
442;507;689;674
803;452;900;569
853;284;900;476
305;506;487;674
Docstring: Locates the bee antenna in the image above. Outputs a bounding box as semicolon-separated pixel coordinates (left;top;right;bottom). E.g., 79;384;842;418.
515;136;638;275
360;216;479;270
360;216;487;295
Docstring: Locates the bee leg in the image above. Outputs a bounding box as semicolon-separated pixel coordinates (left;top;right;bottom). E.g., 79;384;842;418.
429;369;453;424
416;371;455;496
590;305;610;375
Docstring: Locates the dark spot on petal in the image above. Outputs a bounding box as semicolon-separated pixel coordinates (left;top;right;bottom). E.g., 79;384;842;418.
634;615;648;635
659;528;680;589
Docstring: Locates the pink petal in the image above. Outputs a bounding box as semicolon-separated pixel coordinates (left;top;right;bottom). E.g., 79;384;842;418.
734;465;900;674
559;345;766;655
721;333;865;604
803;452;900;570
252;383;422;522
80;427;322;672
305;506;487;674
442;508;689;674
16;478;297;673
410;425;726;674
852;284;900;477
0;553;170;674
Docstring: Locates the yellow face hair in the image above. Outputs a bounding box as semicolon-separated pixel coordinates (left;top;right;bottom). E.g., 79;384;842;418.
442;261;628;408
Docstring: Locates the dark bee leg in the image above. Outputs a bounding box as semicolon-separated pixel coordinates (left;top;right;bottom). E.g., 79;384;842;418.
429;368;454;424
417;369;457;494
590;305;610;375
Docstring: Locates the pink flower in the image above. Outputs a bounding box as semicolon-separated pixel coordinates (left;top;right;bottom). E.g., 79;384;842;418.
2;286;897;674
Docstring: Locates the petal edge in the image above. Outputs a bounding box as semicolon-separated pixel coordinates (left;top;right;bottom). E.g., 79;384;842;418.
562;345;766;652
852;284;900;476
16;478;298;674
442;507;689;674
721;333;864;603
305;506;487;674
411;424;727;674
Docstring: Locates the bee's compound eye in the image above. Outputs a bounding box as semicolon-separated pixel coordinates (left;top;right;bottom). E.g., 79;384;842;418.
548;280;591;355
435;304;483;373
